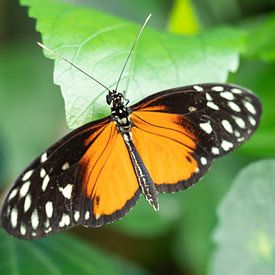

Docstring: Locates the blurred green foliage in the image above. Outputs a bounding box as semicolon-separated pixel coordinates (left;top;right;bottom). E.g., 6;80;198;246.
0;0;275;275
0;229;148;275
211;160;275;275
0;41;64;181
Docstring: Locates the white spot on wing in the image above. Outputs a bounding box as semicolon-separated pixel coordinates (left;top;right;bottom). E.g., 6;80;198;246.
40;152;48;163
233;116;246;129
199;121;213;134
45;201;53;218
207;101;219;110
8;189;18;201
248;116;256;126
231;88;242;94
59;213;70;227
20;224;26;235
211;86;224;92
31;209;39;230
228;101;241;112
211;147;220;155
22;170;33;181
237;137;245;142
220;91;234;100
206;93;212;101
188;106;197;112
234;130;241;138
10;208;18;228
61;162;70;171
200;157;207;165
222;120;233;134
42;175;50;191
24;194;32;212
85;211;90;220
193;85;203;91
243;100;256;114
74;211;80;222
19;181;31;198
45;227;52;234
221;140;234;151
40;168;46;178
58;184;73;199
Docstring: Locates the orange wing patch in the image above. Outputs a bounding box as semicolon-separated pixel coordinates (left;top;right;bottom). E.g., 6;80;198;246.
79;122;139;218
131;111;199;189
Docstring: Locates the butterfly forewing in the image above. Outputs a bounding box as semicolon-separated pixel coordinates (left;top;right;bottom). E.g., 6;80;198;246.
131;83;261;191
0;117;110;239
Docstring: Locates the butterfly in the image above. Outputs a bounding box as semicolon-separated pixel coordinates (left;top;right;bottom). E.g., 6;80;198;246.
0;15;262;240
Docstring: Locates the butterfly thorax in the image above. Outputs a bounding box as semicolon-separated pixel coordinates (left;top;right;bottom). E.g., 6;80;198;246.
106;91;131;133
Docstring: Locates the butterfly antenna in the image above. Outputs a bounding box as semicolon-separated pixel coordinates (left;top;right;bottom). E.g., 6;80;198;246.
37;42;112;93
115;13;152;92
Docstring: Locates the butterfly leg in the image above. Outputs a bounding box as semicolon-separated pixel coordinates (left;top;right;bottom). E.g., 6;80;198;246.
122;132;159;211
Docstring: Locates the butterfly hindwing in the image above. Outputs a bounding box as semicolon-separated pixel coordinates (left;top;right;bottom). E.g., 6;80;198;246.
130;83;261;192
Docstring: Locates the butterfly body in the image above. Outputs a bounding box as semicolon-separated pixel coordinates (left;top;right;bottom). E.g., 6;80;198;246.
107;90;131;133
107;90;159;210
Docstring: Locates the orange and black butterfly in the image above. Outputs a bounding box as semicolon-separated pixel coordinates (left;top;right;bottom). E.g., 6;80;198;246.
0;15;262;240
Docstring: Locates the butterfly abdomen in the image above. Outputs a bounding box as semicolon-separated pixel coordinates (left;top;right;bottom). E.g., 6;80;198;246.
122;132;159;211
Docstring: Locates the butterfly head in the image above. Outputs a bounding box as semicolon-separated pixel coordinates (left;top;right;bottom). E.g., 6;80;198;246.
106;91;129;108
106;91;131;132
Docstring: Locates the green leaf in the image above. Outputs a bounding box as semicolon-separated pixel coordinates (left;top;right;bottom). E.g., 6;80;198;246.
210;160;275;275
21;0;244;129
64;0;172;30
0;230;148;275
243;12;275;62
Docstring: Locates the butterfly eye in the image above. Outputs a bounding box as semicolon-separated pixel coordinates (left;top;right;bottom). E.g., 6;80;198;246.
106;93;112;105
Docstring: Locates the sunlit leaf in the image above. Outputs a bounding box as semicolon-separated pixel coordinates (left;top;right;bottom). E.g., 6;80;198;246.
210;160;275;275
21;0;244;129
64;0;172;30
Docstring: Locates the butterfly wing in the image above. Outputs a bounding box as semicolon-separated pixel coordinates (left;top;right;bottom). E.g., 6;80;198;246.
0;116;140;239
130;83;261;192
